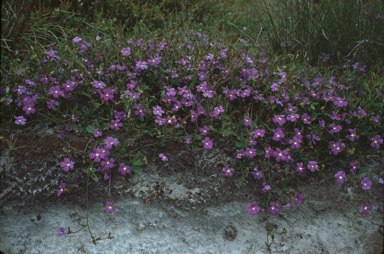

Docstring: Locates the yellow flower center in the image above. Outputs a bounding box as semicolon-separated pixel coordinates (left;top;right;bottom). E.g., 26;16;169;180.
67;163;70;166
108;206;112;209
252;207;255;210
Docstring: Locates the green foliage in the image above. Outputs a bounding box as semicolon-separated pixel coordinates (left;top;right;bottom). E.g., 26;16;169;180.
247;0;384;68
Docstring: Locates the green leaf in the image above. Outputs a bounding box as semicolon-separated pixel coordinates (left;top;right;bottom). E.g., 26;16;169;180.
195;135;203;140
159;142;166;147
235;141;243;148
131;166;142;173
219;138;225;142
136;151;141;157
280;178;290;188
175;131;183;136
224;130;237;136
310;104;315;110
132;159;144;166
82;91;91;98
86;125;94;134
257;150;265;156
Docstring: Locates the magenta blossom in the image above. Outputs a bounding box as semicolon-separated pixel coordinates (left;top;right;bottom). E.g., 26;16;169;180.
262;182;270;192
202;137;213;149
370;135;383;149
361;201;372;216
307;161;318;172
56;227;67;237
57;182;66;197
247;202;261;215
110;119;123;130
118;163;131;175
159;154;168;161
252;129;265;138
350;161;359;174
61;158;75;172
335;171;345;184
14;116;27;125
244;115;252;126
153;105;164;116
296;162;305;174
361;177;372;190
223;166;234;176
104;137;119;149
199;126;210;135
94;128;103;138
268;203;280;215
106;201;115;214
293;193;304;206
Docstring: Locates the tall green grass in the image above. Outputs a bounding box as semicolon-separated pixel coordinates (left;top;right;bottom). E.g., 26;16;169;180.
245;0;384;68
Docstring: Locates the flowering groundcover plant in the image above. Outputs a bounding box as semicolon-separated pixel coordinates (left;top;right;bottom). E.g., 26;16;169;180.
1;14;383;249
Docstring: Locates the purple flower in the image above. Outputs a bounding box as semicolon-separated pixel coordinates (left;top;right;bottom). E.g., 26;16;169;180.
72;36;82;43
184;137;192;144
56;227;67;237
57;182;66;197
379;178;384;185
244;115;252;126
118;163;131;175
199;126;210;135
110;119;123;130
60;158;75;172
104;137;119;149
245;147;257;158
49;85;64;98
252;129;265;138
361;177;372;190
289;136;302;150
262;183;271;192
89;147;103;162
202;137;213;149
223;166;234;176
329;122;342;134
265;146;274;158
301;113;311;124
101;157;115;170
296;162;305;174
268;203;280;215
307;161;318;172
273;115;286;126
251;170;263;180
159;154;168;161
247;202;261;215
361;201;372;216
100;88;114;101
57;133;65;139
14;116;27;125
136;61;148;70
22;103;36;115
334;97;348;107
47;100;59;110
273;148;288;162
370;135;383;149
106;201;115;214
272;128;285;141
335;171;345;184
287;113;299;122
346;128;359;141
121;47;131;56
153;105;164;116
293;193;304;206
285;204;291;210
94;128;103;138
